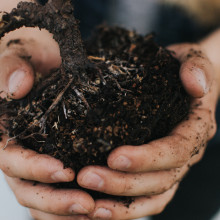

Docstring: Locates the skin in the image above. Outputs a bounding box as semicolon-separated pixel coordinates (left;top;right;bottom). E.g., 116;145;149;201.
0;1;220;219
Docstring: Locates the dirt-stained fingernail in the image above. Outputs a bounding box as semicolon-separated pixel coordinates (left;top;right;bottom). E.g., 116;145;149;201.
112;155;131;169
69;203;89;214
93;208;112;219
8;69;26;94
51;170;71;182
193;68;209;94
81;172;104;189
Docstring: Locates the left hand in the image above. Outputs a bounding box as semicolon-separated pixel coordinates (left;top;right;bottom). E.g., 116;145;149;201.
0;31;94;219
76;43;218;220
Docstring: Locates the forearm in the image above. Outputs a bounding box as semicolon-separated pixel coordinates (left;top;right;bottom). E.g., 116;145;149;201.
200;29;220;96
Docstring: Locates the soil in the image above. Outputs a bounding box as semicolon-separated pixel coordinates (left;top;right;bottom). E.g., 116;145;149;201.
0;0;191;203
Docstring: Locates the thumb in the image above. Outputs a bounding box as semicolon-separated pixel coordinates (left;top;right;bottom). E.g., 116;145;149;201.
0;49;34;99
167;43;213;98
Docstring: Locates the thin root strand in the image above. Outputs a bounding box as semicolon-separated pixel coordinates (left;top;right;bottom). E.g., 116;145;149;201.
73;87;91;110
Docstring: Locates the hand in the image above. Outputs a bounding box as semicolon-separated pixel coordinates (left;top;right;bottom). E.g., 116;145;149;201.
76;43;218;220
0;27;61;99
0;30;95;218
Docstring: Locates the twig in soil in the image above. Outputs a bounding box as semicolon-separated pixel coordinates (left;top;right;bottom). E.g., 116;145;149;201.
47;0;59;12
97;138;111;146
88;56;105;61
109;76;133;93
62;102;68;119
22;133;48;140
96;67;107;85
73;87;91;109
39;78;74;132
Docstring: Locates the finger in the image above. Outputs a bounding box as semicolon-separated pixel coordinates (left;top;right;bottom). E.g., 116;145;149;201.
0;135;74;183
29;209;90;220
6;37;61;75
0;48;34;99
5;176;95;216
78;165;187;196
0;35;61;100
108;91;217;172
168;44;213;98
89;184;179;220
188;141;207;166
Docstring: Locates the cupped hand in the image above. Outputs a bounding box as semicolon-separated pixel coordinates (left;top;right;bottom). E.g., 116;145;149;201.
76;43;218;220
0;27;61;99
0;30;95;218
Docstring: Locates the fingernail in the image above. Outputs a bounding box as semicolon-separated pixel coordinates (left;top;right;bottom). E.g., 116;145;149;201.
93;208;112;219
112;155;131;169
8;69;26;94
51;171;70;182
69;204;89;214
193;69;209;94
81;172;104;189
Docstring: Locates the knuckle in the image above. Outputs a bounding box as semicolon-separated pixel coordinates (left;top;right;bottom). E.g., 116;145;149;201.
198;109;217;141
176;155;189;167
170;134;193;167
208;122;217;140
155;170;180;195
158;180;174;195
154;203;166;215
174;149;190;168
191;153;203;164
157;186;169;195
12;182;29;208
0;161;16;177
26;154;48;180
29;209;40;220
117;176;132;195
119;180;128;195
16;195;28;207
0;165;12;176
189;147;206;165
26;162;37;179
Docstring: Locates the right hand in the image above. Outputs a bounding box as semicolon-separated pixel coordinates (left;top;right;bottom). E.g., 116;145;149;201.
0;29;94;219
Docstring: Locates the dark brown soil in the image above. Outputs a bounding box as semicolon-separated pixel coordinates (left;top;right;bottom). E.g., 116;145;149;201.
0;0;190;203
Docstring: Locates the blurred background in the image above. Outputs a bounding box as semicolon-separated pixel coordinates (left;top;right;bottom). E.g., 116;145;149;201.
0;170;31;220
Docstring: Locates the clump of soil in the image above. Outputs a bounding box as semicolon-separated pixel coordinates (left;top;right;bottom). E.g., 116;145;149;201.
0;0;190;201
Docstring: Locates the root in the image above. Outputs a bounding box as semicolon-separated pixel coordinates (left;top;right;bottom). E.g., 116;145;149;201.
73;87;91;110
3;78;74;149
96;67;107;85
109;76;132;93
42;78;73;121
0;0;88;74
39;77;74;132
3;136;16;150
